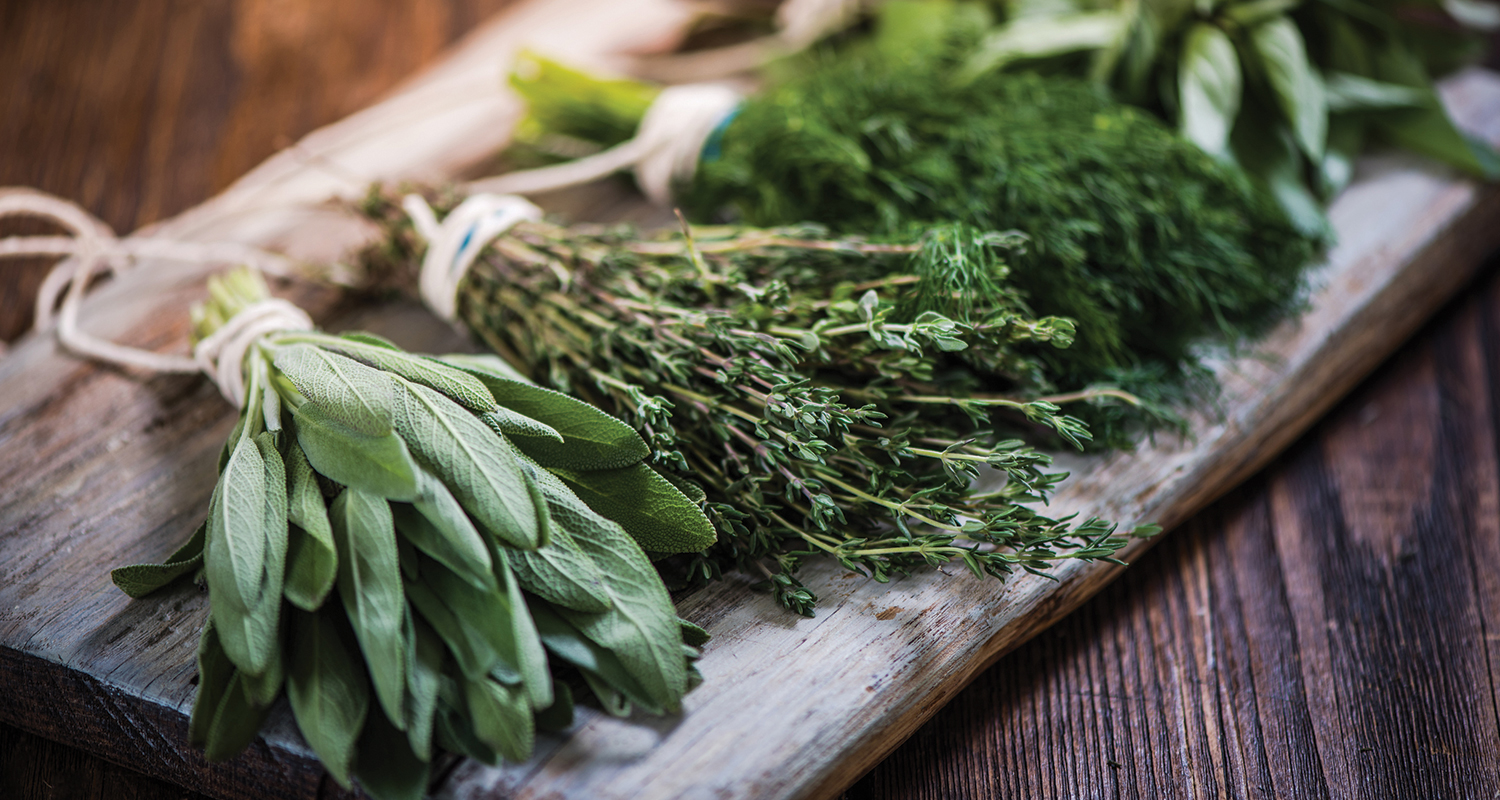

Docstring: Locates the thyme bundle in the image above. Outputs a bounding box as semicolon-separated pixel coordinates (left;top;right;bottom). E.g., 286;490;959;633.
112;269;712;799
508;39;1322;414
361;197;1158;615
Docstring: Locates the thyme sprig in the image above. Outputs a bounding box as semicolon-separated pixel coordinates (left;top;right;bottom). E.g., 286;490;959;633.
362;196;1159;615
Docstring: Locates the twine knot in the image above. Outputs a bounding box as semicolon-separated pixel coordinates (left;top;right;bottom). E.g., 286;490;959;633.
0;187;304;406
468;83;743;205
401;193;542;321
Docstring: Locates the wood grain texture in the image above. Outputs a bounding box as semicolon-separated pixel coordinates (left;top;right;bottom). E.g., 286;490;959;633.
0;0;520;342
4;2;1500;799
841;266;1500;800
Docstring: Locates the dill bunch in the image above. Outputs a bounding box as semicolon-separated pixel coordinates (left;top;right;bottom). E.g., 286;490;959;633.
681;55;1321;392
509;45;1324;420
360;193;1155;615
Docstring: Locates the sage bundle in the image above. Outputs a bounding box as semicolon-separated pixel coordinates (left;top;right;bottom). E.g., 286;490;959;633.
361;196;1157;615
493;37;1322;410
111;268;713;799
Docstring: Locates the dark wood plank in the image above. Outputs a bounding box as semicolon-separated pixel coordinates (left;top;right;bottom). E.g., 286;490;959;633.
841;263;1500;799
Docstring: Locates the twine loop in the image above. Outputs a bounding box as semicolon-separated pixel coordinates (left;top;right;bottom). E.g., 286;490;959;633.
401;193;542;321
0;187;305;405
468;83;743;205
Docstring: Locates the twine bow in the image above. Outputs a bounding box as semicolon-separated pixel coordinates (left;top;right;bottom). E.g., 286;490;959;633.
0;188;309;406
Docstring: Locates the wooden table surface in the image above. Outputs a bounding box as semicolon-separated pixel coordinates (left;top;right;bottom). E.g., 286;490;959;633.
4;1;1500;798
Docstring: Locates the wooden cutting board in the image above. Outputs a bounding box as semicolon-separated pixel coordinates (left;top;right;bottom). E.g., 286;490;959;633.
3;1;1500;798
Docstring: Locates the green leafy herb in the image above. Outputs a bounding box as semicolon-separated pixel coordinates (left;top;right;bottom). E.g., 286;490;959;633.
361;199;1154;616
113;268;711;798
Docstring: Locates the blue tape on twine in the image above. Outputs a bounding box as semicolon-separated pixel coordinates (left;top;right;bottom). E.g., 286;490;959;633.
699;105;743;164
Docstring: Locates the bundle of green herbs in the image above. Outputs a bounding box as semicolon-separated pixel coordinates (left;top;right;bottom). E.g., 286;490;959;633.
111;268;713;800
360;195;1156;616
955;0;1500;230
505;21;1323;413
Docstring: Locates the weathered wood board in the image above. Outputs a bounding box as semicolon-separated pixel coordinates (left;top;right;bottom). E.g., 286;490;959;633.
2;1;1500;799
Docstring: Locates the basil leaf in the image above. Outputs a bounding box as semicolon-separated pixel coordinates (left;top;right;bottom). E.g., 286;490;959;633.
554;463;717;554
463;677;534;764
1249;16;1326;160
111;521;205;598
321;338;496;414
1322;114;1366;195
403;608;444;762
1231;101;1327;235
1324;72;1425;112
1369;43;1500;178
354;702;430;800
463;371;648;471
293;402;420;502
1178;22;1240;159
959;11;1122;81
286;607;368;789
274;344;395;436
392;380;547;550
283;444;338;611
392;476;495;593
331;487;407;729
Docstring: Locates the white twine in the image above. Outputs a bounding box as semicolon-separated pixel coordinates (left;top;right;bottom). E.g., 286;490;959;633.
0;187;307;405
401;193;542;321
191;298;313;407
467;83;744;205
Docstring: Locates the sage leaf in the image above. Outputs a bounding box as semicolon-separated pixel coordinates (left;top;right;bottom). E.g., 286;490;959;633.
111;521;205;598
321;337;496;414
240;620;284;707
407;555;526;683
188;620;234;747
555;463;717;554
403;608;444;761
498;552;551;709
508;465;617;613
528;598;661;714
464;677;534;764
392;380;546;550
331;487;407;729
392;474;495;593
549;497;687;712
433;694;499;766
204;671;272;762
1178;23;1240;159
462;372;648;471
534;680;575;733
293;401;420;501
354;703;431;800
481;406;563;443
1249;16;1326;160
206;432;287;676
678;618;710;648
438;352;531;384
286;607;368;789
274;344;396;436
283;445;338;611
205;433;267;614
